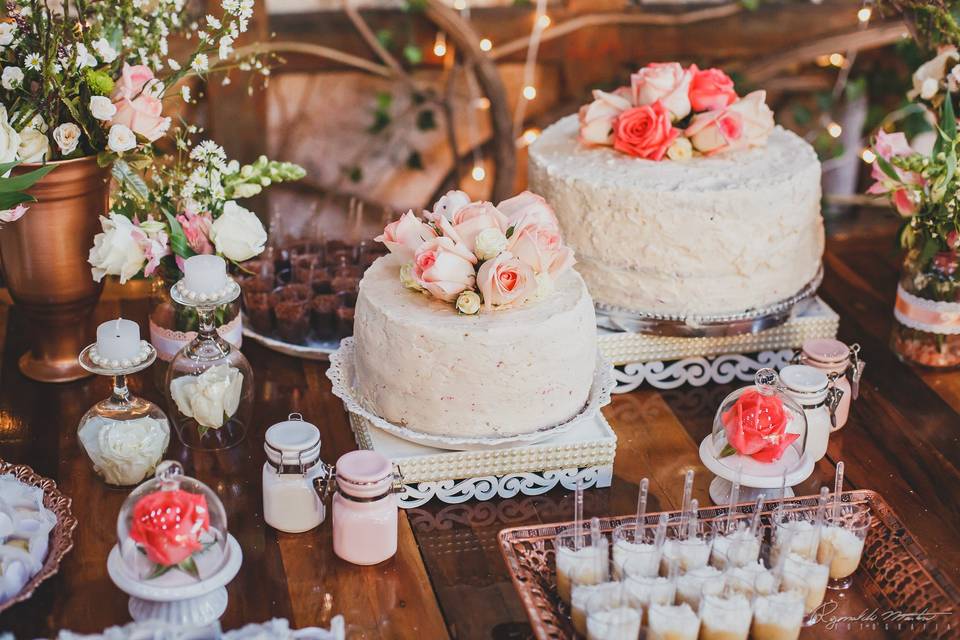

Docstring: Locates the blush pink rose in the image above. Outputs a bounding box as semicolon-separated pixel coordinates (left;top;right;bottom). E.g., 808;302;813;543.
578;89;632;146
686;90;773;155
426;189;471;223
688;65;738;112
110;64;171;142
131;224;170;278
612;102;680;161
497;191;559;231
631;63;692;120
376;210;438;261
867;130;924;217
507;223;575;278
413;237;477;302
476;252;537;310
177;210;214;255
447;202;508;252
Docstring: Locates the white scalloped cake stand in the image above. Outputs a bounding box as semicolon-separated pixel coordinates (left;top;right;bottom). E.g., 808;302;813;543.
698;437;815;506
599;297;840;392
107;534;243;626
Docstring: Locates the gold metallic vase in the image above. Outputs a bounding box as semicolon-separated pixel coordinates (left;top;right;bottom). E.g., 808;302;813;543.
0;156;111;383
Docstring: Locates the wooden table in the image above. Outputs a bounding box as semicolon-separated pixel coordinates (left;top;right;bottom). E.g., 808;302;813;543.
1;224;958;639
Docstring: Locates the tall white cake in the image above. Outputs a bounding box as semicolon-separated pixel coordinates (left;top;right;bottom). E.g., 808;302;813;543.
529;117;824;317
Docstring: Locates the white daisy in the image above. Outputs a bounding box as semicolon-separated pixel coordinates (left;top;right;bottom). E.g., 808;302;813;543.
24;53;41;72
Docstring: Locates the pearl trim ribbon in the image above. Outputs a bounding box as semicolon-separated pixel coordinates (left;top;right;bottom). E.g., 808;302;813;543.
88;340;153;369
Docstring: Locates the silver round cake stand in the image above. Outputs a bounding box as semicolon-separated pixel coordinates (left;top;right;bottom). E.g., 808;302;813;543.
595;268;824;338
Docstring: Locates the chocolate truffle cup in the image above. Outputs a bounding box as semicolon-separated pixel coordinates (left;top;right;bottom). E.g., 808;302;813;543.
311;294;339;338
274;300;311;344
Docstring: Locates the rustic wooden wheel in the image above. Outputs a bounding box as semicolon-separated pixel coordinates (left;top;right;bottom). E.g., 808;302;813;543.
235;0;515;208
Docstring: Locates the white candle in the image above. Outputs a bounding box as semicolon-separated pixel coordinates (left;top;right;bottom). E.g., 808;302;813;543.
96;318;140;361
183;255;227;294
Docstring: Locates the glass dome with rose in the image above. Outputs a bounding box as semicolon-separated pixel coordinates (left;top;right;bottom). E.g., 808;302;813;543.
117;461;229;583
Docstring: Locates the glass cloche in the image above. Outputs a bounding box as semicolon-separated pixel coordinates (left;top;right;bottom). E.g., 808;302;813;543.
117;461;229;583
164;256;253;450
710;368;809;479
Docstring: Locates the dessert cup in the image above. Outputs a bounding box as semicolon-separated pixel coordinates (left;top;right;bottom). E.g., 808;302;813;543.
646;603;700;640
674;565;724;611
611;522;660;580
586;606;641;640
751;590;805;640
555;529;609;605
311;294;339;337
781;556;829;624
819;504;869;590
698;592;752;640
571;581;622;636
770;507;820;566
710;515;761;570
661;517;714;575
725;562;778;599
623;574;675;625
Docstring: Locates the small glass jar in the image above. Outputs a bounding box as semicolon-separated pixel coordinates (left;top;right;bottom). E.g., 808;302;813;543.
891;249;960;368
262;414;328;533
328;450;399;565
780;365;833;463
796;338;863;431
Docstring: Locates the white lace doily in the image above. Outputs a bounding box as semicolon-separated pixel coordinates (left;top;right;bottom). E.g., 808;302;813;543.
327;337;615;451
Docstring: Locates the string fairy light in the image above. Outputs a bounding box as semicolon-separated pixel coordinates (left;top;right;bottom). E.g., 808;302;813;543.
479;38;492;52
471;164;486;181
861;148;876;163
433;32;447;58
512;0;549;138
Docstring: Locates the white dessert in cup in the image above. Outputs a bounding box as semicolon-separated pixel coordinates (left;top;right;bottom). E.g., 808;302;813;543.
571;581;622;636
624;574;676;625
725;561;778;598
646;603;701;640
782;553;830;614
818;524;866;580
770;518;819;566
710;526;761;570
751;590;805;640
586;606;641;640
674;565;724;611
612;536;660;580
556;543;609;604
661;536;711;574
698;593;753;640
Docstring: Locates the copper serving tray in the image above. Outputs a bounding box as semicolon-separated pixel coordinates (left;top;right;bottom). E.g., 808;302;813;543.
498;490;959;639
0;461;77;614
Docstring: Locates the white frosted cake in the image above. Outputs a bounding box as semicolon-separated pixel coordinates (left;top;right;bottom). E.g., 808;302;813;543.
529;63;824;317
353;191;598;439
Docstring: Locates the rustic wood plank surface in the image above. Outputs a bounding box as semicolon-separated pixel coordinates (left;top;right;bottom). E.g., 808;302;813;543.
1;225;958;638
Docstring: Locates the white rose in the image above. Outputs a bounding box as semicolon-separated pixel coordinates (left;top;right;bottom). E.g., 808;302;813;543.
89;95;117;121
474;227;508;260
107;124;136;153
1;66;23;90
909;46;960;100
0;23;15;47
52;123;81;156
455;290;481;315
209;200;267;261
0;106;21;163
91;38;117;63
169;364;244;429
78;416;169;486
27;114;47;133
428;189;471;222
399;262;422;291
88;214;146;284
17;127;48;162
666;136;693;162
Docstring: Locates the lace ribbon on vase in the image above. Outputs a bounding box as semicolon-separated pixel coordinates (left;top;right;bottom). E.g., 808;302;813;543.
894;285;960;335
149;316;244;362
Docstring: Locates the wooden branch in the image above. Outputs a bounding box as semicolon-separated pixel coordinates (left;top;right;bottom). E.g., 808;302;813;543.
740;21;909;84
233;41;393;78
343;0;416;86
490;4;744;60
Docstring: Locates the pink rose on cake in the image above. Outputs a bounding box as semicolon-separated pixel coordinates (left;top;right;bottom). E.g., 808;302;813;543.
413;237;477;302
477;252;537;310
508;221;575;277
427;189;472;222
613;102;679;161
685;91;774;155
688;66;738;111
631;63;692;120
377;210;438;261
578;89;632;146
445;202;508;252
498;191;560;231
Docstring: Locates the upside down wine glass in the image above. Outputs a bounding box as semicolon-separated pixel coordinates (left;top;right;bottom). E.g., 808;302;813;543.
165;256;253;450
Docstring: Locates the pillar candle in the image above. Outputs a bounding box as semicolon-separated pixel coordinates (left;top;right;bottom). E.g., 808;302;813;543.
183;255;228;294
96;318;140;361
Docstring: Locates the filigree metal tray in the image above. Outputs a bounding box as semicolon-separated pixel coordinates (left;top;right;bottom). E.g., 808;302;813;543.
0;461;77;614
498;490;960;640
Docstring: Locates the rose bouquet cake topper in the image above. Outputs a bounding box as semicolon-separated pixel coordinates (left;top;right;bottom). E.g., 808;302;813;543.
578;62;775;161
376;190;575;314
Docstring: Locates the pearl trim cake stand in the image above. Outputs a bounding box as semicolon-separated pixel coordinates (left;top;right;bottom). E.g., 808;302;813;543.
599;297;840;392
107;534;243;626
698;437;814;506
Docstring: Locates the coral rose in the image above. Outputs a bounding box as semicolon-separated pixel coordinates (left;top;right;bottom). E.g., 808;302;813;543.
129;489;210;567
612;102;680;161
688;65;738;112
721;390;799;463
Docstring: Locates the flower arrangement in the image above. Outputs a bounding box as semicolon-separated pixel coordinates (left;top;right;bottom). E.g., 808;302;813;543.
90;135;305;284
577;62;775;161
719;390;798;463
376;190;575;314
129;488;212;578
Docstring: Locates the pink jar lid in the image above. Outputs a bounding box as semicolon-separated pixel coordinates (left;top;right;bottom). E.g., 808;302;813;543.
802;338;849;364
336;450;393;498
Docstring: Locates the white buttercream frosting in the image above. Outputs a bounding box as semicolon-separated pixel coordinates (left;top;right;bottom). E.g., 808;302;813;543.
353;255;597;438
529;115;824;316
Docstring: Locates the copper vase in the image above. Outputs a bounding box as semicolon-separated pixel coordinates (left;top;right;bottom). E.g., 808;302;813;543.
0;156;111;383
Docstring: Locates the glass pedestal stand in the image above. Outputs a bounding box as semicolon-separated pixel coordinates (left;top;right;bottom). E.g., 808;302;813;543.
165;278;253;451
77;342;170;487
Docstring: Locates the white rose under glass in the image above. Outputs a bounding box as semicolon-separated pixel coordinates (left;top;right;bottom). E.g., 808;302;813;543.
77;332;170;486
164;259;253;450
